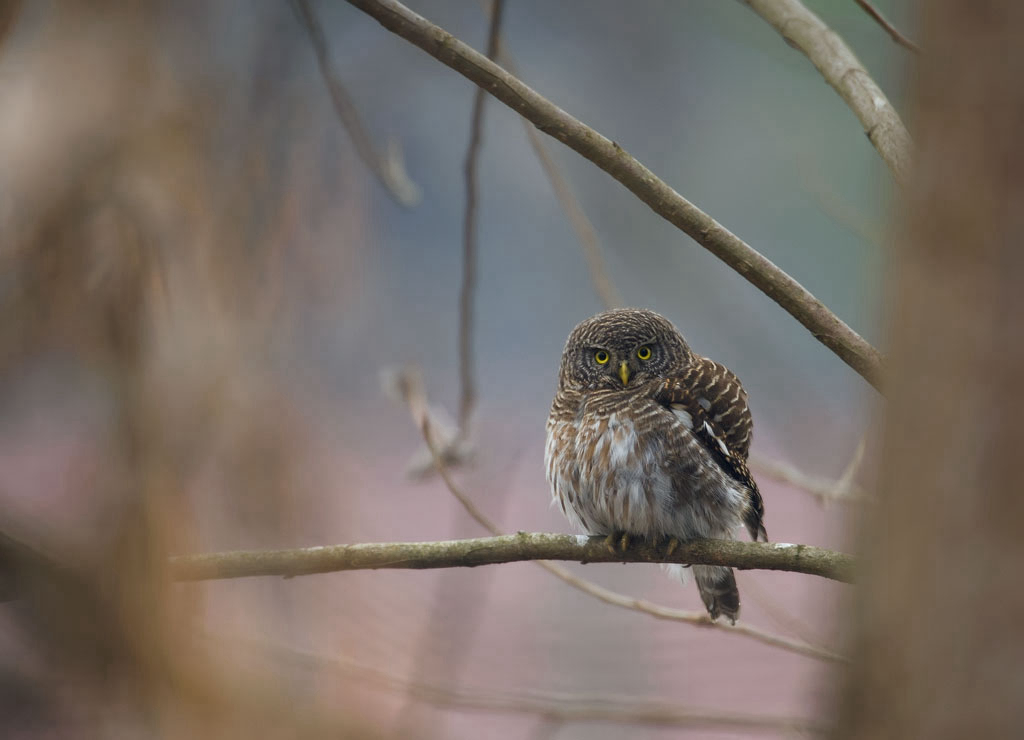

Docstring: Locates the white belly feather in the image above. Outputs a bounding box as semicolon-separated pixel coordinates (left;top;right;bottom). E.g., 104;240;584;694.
545;408;746;540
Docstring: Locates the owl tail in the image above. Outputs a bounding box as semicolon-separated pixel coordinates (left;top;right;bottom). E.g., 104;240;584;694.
693;565;740;623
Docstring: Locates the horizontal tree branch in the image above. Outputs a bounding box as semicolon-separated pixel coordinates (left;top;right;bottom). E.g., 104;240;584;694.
170;533;854;583
743;0;913;183
342;0;885;390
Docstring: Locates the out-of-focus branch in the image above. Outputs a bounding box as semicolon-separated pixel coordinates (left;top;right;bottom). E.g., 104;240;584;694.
292;0;421;206
170;533;854;582
473;0;620;309
457;0;504;434
741;0;912;184
343;0;885;390
751;437;866;505
515;88;622;311
234;635;825;733
853;0;921;53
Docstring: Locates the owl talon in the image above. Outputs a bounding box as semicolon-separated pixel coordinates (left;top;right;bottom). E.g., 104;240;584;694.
662;537;680;559
603;533;616;554
603;532;632;555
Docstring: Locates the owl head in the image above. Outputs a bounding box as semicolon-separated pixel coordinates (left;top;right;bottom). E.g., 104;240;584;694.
557;308;693;391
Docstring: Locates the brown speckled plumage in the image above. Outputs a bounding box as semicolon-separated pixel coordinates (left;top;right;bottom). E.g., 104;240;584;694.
545;309;767;622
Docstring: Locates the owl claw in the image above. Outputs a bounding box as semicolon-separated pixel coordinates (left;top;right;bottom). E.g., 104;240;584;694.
603;531;632;554
662;537;680;558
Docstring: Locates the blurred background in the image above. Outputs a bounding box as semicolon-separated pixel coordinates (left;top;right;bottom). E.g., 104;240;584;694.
0;1;915;737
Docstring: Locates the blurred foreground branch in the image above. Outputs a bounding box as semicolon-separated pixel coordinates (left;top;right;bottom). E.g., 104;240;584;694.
344;0;885;390
171;533;853;582
742;0;913;183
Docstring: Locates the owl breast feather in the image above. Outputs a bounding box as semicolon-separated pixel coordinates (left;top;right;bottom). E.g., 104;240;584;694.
545;401;748;541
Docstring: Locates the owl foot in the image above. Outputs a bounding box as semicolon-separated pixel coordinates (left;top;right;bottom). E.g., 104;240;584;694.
661;537;680;559
603;531;632;554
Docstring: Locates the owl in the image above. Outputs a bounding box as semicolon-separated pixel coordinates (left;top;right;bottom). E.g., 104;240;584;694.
545;308;767;622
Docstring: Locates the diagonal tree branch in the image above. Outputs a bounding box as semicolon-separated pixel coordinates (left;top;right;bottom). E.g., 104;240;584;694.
742;0;913;184
342;0;884;390
170;533;854;583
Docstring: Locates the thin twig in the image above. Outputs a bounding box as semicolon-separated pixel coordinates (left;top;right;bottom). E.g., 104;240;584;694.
342;0;884;390
741;0;912;184
389;367;848;663
741;575;828;647
853;0;922;53
292;0;421;206
530;554;847;663
497;37;621;310
750;438;866;505
518;108;623;310
457;0;505;434
228;635;826;733
476;0;620;308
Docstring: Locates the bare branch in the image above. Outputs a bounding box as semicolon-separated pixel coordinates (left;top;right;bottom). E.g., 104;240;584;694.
853;0;922;53
742;0;912;184
342;0;884;390
292;0;421;206
234;635;825;733
457;0;505;434
170;533;854;582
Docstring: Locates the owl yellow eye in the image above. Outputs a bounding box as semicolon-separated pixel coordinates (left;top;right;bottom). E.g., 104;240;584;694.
637;346;652;360
594;350;610;364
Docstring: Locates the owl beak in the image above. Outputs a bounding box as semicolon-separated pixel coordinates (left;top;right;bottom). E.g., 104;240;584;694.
619;361;631;386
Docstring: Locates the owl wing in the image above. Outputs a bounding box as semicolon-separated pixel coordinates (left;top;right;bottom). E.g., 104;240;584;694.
655;358;767;542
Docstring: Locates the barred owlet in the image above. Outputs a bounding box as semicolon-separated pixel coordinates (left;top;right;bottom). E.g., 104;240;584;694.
545;308;767;622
